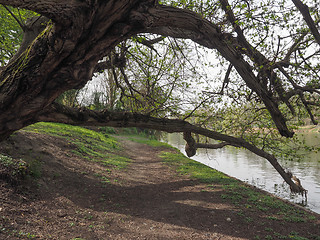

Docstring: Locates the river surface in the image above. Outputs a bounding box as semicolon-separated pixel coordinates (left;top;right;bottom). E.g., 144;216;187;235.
162;131;320;214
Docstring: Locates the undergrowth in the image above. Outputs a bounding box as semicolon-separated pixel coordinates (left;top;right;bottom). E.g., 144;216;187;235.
0;154;28;183
24;122;131;169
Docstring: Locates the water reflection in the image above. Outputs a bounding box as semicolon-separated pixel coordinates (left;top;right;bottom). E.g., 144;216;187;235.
162;133;320;214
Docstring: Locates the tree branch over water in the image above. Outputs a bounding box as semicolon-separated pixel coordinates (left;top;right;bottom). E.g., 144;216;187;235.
37;102;306;195
0;0;318;198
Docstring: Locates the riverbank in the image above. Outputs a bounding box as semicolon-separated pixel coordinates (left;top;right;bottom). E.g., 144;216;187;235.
0;123;319;239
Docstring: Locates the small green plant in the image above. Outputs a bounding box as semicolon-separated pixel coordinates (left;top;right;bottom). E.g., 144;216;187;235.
273;232;287;239
288;232;309;240
18;231;36;239
0;154;29;182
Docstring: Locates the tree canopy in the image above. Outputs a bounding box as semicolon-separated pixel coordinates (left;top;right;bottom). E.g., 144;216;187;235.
1;0;320;194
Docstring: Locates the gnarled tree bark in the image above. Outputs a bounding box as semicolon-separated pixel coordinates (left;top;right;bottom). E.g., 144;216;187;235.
0;0;311;195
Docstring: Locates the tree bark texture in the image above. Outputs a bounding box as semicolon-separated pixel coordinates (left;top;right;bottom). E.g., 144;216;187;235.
0;0;294;140
0;0;147;141
0;0;306;193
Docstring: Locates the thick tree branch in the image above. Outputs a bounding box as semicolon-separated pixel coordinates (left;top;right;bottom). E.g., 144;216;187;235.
0;0;148;142
37;102;305;194
0;0;88;24
196;142;233;149
133;5;294;137
292;0;320;46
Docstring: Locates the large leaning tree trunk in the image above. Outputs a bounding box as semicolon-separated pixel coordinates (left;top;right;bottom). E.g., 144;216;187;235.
0;0;308;194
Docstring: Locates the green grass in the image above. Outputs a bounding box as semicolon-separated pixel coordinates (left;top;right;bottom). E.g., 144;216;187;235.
159;151;235;184
158;150;316;227
128;135;175;148
25;122;118;150
24;122;131;169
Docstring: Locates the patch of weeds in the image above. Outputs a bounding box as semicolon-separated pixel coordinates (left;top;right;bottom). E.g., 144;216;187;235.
0;154;29;183
273;232;287;239
236;210;253;223
308;215;316;220
257;205;269;212
221;192;243;204
283;215;306;223
94;173;111;185
220;182;314;225
98;126;117;134
101;155;131;169
277;208;310;223
266;216;280;221
113;203;123;208
18;231;37;239
158;150;317;229
159;151;234;184
27;158;42;178
288;232;309;240
264;227;273;232
24;123;131;169
100;176;110;184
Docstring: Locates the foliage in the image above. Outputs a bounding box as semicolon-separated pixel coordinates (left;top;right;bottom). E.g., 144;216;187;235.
192;101;320;161
0;5;38;65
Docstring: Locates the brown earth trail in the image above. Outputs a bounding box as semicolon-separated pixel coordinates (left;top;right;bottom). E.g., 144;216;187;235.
0;131;319;240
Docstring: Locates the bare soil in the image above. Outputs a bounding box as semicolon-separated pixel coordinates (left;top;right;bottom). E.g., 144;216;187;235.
0;131;319;240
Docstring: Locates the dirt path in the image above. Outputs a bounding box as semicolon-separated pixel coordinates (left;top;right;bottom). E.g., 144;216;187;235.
0;132;319;240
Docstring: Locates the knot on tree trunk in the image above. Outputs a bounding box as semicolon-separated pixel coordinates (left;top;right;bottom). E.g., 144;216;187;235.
183;131;197;157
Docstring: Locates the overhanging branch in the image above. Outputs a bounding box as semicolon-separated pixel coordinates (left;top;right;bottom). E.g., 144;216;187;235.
0;0;87;24
37;102;306;195
134;4;294;138
292;0;320;46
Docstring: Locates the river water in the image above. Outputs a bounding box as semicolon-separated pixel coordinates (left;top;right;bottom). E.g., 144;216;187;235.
162;132;320;214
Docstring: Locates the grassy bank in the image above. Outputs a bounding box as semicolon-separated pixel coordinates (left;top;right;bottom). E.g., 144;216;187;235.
125;133;319;239
24;123;131;169
0;123;319;240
